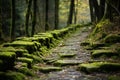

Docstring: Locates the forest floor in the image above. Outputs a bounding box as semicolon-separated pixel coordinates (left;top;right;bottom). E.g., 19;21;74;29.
30;26;120;80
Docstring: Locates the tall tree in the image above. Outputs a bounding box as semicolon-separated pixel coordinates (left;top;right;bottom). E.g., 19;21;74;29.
89;0;94;22
45;0;49;31
99;0;105;20
92;0;99;22
25;0;32;37
67;0;75;25
10;0;16;40
31;0;37;36
74;0;78;24
55;0;59;29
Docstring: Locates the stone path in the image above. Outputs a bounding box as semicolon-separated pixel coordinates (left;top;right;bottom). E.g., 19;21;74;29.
31;27;117;80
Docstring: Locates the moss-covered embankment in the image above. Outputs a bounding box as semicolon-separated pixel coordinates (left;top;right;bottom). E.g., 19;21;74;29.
0;24;87;80
78;19;120;74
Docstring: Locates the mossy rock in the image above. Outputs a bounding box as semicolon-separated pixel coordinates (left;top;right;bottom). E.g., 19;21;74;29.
0;52;16;71
91;50;118;58
78;62;120;73
0;47;16;52
17;57;33;68
17;67;34;76
34;66;62;73
23;54;42;63
0;71;25;80
108;76;120;80
90;42;105;49
15;48;28;57
59;53;76;58
54;60;83;66
3;41;36;54
103;34;120;43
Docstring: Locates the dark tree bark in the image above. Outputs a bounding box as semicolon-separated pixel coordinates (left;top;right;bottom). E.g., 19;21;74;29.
74;0;78;24
10;0;16;40
55;0;59;29
25;0;32;37
99;0;105;20
89;0;94;22
31;0;37;36
67;0;75;25
45;0;49;31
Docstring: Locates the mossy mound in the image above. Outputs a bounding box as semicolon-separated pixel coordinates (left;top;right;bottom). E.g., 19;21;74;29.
108;76;120;80
54;60;83;66
78;62;120;73
23;54;42;63
17;57;33;68
103;34;120;43
0;47;16;52
3;41;36;54
91;49;118;58
0;71;25;80
0;52;16;71
17;67;34;76
59;53;76;58
34;66;62;73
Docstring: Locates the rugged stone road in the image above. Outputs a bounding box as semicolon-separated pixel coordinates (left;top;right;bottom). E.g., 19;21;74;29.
32;27;115;80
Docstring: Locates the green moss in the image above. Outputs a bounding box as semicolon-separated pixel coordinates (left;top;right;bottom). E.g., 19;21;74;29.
0;52;16;70
108;76;120;80
23;54;42;62
3;41;36;54
103;34;120;43
34;66;62;73
59;53;76;58
0;71;25;80
54;60;82;66
17;67;34;76
17;57;33;68
78;62;120;73
0;47;16;52
92;49;118;58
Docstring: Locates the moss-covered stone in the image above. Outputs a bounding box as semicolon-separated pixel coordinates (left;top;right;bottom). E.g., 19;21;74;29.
103;34;120;43
108;76;120;80
78;62;120;73
91;50;118;58
3;41;36;54
17;67;34;76
54;60;83;66
17;57;33;68
0;47;16;52
0;71;25;80
59;53;76;58
34;66;62;73
23;54;42;63
0;52;16;71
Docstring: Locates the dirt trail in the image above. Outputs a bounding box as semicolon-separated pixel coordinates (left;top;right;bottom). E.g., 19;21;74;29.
32;27;114;80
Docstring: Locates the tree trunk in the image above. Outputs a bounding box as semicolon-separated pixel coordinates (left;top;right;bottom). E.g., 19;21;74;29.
67;0;75;25
74;0;78;24
55;0;59;29
31;0;37;36
89;0;94;22
99;0;105;20
10;0;15;40
25;0;32;37
92;0;100;22
45;0;49;31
